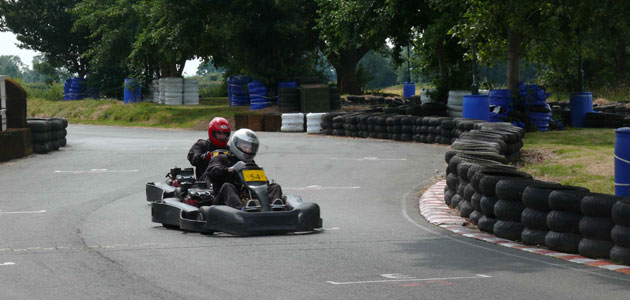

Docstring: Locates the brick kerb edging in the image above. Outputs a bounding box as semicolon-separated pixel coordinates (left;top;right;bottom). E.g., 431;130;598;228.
419;180;630;275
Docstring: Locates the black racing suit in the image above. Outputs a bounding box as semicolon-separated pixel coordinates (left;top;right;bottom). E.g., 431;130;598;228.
206;153;282;209
187;139;222;181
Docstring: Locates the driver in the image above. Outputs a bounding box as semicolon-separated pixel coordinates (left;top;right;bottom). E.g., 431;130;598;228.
187;117;231;181
205;128;283;210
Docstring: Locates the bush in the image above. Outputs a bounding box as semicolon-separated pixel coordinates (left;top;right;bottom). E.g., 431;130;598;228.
23;82;63;101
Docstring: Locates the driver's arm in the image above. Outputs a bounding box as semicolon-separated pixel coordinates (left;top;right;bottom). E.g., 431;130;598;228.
187;139;207;166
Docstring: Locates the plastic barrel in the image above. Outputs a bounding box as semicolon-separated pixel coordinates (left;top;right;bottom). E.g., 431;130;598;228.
124;78;142;103
278;81;298;88
228;76;250;106
403;82;415;99
248;80;269;110
528;112;550;131
570;92;593;127
463;95;490;121
615;127;630;196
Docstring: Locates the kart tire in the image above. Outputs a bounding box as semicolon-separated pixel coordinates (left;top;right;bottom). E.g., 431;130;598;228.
612;200;630;226
547;210;582;233
478;215;497;233
612;225;630;247
471;193;482;211
610;246;630;265
521;208;549;231
468;210;483;225
578;238;613;259
495;179;561;202
494;200;525;222
480;195;498;217
459;200;474;218
545;231;581;253
581;193;623;217
521;228;547;246
579;216;613;240
549;189;590;213
493;220;524;241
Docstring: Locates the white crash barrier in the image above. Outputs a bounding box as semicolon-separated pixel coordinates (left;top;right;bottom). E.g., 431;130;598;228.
281;113;304;132
306;112;326;134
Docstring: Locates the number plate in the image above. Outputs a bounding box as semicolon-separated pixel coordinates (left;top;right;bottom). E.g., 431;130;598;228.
242;169;267;182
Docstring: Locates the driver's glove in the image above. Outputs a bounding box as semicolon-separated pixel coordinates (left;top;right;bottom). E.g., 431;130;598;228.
230;161;247;172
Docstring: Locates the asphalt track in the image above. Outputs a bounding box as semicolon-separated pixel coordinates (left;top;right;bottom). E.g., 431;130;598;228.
0;124;629;299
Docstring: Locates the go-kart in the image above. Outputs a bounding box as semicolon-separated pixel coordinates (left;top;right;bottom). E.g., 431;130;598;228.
146;163;322;236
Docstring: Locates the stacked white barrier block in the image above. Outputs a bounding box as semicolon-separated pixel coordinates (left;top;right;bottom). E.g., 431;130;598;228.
306;112;326;134
281;113;305;132
0;75;6;131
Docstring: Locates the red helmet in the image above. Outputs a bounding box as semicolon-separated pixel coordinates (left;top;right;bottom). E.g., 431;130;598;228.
208;117;231;147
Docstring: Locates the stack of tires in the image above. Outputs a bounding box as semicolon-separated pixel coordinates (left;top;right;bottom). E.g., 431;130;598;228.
183;79;199;105
27;118;68;154
447;91;466;117
488;89;513;122
280;113;304;132
520;186;584;246
321;113;344;135
248;80;270;110
585;112;625;128
576;192;615;258
341;113;361;138
521;85;551;131
63;78;86;100
306;113;326;134
158;77;183;105
612;199;630;264
228;76;250;106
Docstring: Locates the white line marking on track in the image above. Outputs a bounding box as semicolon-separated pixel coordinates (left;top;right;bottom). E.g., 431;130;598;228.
326;274;491;285
0;210;46;214
54;169;139;174
284;185;360;191
0;262;15;266
330;157;407;161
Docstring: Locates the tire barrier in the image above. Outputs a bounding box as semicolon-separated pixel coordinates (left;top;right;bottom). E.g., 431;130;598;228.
183;79;199;105
281;113;304;132
63;77;86;100
306;113;325;134
228;76;251;107
26;117;68;154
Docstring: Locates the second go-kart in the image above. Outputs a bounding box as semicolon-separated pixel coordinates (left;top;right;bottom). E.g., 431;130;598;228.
146;163;322;236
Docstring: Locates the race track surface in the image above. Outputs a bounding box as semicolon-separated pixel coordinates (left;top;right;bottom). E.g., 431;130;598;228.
0;124;628;299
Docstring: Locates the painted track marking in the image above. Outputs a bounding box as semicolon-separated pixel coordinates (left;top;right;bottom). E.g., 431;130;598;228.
330;157;407;161
327;274;491;285
0;262;15;266
284;185;360;191
0;210;46;215
54;169;139;174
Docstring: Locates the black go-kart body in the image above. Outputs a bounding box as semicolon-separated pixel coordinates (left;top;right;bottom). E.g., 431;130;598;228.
146;164;322;236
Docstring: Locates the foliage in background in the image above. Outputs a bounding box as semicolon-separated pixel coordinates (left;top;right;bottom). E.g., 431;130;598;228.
0;0;91;77
315;0;391;94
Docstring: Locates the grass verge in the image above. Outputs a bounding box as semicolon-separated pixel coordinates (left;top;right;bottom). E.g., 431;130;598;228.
519;128;616;194
27;97;253;130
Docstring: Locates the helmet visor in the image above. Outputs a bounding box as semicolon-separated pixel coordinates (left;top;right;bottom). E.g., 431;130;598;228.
235;139;258;155
213;131;230;143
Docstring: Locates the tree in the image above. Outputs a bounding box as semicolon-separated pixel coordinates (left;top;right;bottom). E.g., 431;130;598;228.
315;0;390;94
387;0;470;101
206;0;323;86
453;0;552;93
0;55;24;78
0;0;91;77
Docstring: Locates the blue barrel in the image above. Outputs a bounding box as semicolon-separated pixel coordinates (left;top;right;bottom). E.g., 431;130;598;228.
528;111;551;131
124;78;142;103
462;94;489;121
403;82;415;99
615;127;630;196
248;80;270;110
570;92;593;127
228;76;250;106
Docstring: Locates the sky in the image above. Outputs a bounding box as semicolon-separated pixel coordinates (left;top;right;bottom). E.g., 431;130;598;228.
0;31;200;76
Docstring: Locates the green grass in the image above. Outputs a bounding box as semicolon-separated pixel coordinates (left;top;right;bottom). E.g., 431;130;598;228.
27;97;251;129
520;128;616;194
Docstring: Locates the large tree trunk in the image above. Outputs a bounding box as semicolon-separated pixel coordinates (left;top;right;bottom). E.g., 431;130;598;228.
506;28;522;94
435;39;448;89
328;47;369;95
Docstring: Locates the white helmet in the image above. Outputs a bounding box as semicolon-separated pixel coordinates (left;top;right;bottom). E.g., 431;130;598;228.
228;128;260;162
